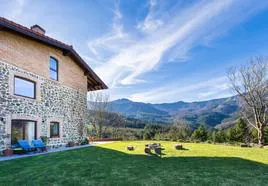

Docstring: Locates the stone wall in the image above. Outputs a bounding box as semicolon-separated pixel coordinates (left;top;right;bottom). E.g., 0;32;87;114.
0;61;88;150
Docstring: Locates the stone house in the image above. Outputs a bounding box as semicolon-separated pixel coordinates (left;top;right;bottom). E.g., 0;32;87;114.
0;17;107;150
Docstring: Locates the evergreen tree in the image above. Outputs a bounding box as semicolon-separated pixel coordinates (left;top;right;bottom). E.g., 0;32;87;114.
235;118;248;143
215;129;227;143
264;126;268;144
192;124;208;142
227;127;237;142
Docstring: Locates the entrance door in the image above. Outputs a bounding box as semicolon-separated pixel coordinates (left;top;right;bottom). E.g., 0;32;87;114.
11;120;37;145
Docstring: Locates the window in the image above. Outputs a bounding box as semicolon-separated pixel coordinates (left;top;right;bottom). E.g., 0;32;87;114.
50;122;60;138
14;76;36;99
50;57;58;81
11;120;37;145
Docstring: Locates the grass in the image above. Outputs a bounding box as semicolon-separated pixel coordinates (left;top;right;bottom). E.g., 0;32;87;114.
0;141;268;186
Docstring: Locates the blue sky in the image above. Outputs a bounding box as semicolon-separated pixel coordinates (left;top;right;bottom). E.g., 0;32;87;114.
1;0;268;103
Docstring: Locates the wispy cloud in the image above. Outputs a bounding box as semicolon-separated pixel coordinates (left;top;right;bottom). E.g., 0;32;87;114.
93;0;268;89
87;0;133;64
137;0;163;33
95;0;236;86
6;0;28;20
129;76;232;103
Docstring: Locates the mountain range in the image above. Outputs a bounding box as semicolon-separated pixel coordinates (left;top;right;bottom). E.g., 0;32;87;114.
108;97;240;128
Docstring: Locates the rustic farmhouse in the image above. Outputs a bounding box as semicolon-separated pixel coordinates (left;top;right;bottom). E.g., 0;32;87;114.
0;17;107;150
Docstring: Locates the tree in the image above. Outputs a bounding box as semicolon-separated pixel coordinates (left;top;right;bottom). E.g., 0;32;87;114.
192;124;208;142
234;118;248;143
107;112;125;138
227;127;237;142
216;130;227;143
227;118;248;143
227;57;268;146
88;92;109;139
169;119;192;141
264;126;268;144
143;125;162;140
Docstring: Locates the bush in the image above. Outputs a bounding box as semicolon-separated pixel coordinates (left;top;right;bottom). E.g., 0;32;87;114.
207;140;213;144
192;125;208;142
80;138;89;145
40;136;48;145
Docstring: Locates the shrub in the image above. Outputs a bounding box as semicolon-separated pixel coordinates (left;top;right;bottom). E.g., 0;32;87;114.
80;138;89;145
192;125;208;142
40;136;48;145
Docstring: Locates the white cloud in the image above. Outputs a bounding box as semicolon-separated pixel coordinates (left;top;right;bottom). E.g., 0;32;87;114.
137;19;163;33
129;76;232;103
93;0;268;89
87;0;133;62
6;0;28;20
96;0;236;86
137;0;163;33
85;0;268;102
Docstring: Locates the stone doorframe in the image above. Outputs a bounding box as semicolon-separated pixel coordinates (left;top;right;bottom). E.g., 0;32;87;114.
5;114;42;146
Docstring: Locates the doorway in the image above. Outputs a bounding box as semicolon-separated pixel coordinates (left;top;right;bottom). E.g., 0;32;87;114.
11;120;37;145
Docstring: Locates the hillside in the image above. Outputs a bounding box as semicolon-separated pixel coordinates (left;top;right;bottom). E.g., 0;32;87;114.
107;97;240;128
109;99;172;124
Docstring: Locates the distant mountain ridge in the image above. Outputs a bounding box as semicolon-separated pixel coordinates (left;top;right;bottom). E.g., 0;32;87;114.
106;97;240;128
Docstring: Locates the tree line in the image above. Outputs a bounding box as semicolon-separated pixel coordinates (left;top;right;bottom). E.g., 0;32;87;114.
87;107;268;144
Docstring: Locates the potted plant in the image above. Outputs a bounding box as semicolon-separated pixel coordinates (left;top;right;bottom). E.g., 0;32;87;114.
67;141;75;147
3;148;13;156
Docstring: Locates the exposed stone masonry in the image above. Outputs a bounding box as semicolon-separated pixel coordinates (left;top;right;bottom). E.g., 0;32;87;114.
0;61;87;150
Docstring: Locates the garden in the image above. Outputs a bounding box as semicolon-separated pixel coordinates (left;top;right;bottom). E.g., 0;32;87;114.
0;141;267;185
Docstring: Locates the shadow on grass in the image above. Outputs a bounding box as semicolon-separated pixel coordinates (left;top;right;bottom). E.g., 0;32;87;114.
175;147;189;151
145;150;166;157
0;146;267;186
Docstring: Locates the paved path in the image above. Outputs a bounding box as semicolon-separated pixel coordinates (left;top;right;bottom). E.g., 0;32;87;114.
0;142;112;162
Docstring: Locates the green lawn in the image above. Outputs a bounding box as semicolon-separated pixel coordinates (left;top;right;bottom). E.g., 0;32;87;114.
0;141;268;186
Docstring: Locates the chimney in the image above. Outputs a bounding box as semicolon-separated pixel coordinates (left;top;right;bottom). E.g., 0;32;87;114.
30;24;46;35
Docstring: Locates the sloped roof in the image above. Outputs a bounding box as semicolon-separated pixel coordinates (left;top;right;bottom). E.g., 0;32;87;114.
0;17;107;91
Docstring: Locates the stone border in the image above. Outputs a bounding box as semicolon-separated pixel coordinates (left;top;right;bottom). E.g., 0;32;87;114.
0;142;113;162
0;144;91;162
9;70;41;101
46;117;63;139
5;114;42;146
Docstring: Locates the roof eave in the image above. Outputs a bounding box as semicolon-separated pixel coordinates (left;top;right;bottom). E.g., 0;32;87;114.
0;17;108;91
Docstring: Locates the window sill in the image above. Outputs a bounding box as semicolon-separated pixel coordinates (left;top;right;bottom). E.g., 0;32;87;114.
50;136;60;139
11;94;37;101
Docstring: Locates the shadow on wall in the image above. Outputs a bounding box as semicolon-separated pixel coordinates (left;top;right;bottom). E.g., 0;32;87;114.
0;146;267;185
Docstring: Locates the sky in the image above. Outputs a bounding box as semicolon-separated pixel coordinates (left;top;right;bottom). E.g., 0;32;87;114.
1;0;268;103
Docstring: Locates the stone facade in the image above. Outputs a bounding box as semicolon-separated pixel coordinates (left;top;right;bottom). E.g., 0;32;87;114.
0;61;87;150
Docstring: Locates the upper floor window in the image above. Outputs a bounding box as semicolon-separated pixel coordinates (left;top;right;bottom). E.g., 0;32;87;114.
50;122;60;138
50;57;58;81
14;76;36;99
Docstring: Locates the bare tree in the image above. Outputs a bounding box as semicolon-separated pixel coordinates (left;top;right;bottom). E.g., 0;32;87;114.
170;118;192;141
88;92;110;139
227;56;268;146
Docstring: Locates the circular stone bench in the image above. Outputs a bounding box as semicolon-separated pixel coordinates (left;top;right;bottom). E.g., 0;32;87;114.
127;146;134;151
175;144;183;150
